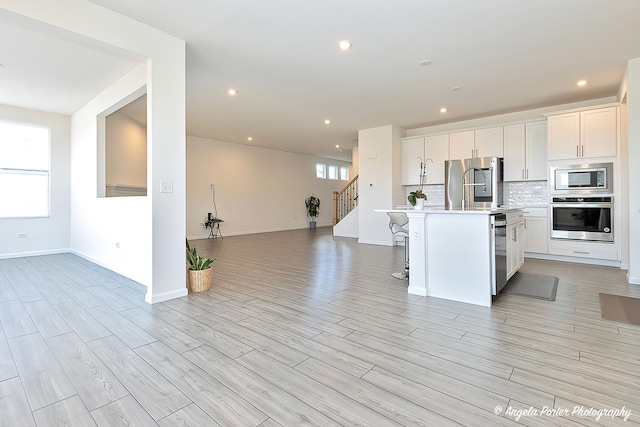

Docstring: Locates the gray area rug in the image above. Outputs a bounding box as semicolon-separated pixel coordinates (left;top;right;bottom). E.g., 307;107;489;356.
502;272;559;301
599;293;640;325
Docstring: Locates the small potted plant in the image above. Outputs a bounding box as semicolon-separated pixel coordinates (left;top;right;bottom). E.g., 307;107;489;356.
186;239;215;292
305;195;320;228
408;157;429;209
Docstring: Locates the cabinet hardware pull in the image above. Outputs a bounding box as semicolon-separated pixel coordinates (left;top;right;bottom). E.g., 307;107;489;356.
573;251;589;254
522;169;525;179
526;169;529;179
576;145;579;157
581;145;584;157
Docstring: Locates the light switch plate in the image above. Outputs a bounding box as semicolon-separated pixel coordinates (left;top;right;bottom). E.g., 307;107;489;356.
160;181;173;193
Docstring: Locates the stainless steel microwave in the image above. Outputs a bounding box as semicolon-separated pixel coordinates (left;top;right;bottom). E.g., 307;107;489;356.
550;162;613;194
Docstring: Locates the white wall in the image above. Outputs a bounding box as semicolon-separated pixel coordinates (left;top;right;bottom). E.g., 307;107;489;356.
357;125;404;246
186;135;352;238
0;104;70;257
627;57;640;284
70;64;152;284
106;112;147;188
2;0;188;303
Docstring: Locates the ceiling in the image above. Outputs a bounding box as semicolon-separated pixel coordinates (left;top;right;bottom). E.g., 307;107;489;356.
2;1;640;161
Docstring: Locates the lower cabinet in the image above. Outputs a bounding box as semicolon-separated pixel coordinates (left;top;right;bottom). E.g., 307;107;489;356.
522;207;548;254
507;220;525;280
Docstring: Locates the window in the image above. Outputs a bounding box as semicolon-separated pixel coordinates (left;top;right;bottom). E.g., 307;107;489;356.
340;166;349;181
0;120;50;218
328;165;338;180
315;163;326;179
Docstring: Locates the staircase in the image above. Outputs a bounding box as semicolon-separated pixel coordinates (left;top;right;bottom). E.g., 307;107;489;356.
333;175;358;225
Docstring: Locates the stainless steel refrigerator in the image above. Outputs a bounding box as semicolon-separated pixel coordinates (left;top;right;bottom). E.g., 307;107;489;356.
444;157;503;210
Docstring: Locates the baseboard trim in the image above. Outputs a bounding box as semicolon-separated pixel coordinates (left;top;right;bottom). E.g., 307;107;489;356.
408;286;427;296
187;225;333;241
524;252;621;268
628;274;640;285
145;288;188;304
0;248;70;259
358;239;393;246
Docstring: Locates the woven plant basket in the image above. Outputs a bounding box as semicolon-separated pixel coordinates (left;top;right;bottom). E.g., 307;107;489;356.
187;267;212;292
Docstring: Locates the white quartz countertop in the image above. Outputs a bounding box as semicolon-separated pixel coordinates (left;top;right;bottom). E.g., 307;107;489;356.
376;207;523;215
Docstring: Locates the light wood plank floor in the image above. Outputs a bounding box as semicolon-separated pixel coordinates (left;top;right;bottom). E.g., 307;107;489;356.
1;227;639;426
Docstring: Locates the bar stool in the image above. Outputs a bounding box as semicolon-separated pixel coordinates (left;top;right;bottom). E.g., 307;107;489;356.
388;212;409;280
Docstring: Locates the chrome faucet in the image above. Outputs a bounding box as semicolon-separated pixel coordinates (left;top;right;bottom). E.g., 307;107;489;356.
461;167;487;210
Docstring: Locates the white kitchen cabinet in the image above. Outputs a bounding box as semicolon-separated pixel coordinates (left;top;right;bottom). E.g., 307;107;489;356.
424;134;448;184
522;207;548;254
548;106;617;160
401;137;424;185
525;121;548;180
504;121;548;181
449;128;502;160
401;135;448;185
449;131;475;160
507;219;525;280
548;239;618;261
475;127;503;158
581;107;617;158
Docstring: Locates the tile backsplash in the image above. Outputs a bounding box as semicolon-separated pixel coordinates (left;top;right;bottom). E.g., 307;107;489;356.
404;180;548;207
504;180;548;206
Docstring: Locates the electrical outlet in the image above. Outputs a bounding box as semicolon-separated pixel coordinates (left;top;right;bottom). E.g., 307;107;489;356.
115;242;120;248
210;184;215;191
17;232;27;238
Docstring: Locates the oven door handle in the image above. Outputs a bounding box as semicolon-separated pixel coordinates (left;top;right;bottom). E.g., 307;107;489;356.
551;203;613;209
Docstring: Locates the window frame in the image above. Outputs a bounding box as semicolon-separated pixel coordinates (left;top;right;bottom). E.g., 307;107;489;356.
315;163;327;179
0;119;51;219
328;165;339;180
340;166;349;181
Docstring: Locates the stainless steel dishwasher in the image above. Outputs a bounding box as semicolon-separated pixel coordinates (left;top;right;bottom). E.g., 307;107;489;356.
492;213;507;295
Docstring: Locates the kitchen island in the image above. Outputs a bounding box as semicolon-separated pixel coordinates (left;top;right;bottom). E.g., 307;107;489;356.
379;208;522;307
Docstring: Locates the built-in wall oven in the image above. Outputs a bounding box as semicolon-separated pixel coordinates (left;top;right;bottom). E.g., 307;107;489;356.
550;196;613;242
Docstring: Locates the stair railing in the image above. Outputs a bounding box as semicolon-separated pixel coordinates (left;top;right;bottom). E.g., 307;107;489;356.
333;175;358;225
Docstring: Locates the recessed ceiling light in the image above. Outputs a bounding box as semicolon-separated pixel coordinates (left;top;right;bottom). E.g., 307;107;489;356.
324;119;331;125
451;86;462;91
335;144;340;148
338;40;352;50
440;108;447;113
228;88;238;95
247;137;253;141
577;80;587;87
419;59;432;67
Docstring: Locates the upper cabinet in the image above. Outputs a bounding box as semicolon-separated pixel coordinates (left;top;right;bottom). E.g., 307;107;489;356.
504;121;547;181
401;135;448;185
475;127;504;158
449;128;503;160
547;106;617;160
401;136;424;186
449;131;475;160
424;134;448;185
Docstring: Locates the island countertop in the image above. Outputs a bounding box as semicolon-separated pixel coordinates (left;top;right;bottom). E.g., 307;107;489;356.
376;206;522;215
376;207;523;306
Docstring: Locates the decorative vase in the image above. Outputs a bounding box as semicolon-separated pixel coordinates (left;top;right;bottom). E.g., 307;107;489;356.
310;220;317;229
415;198;425;210
187;267;212;292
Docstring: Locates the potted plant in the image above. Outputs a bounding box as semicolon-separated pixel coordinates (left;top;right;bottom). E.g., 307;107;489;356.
305;195;320;228
186;239;215;292
408;157;429;209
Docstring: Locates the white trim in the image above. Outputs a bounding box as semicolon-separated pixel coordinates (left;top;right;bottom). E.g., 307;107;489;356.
0;248;69;259
145;288;188;304
629;274;640;285
407;285;426;296
524;252;621;267
358;239;393;246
